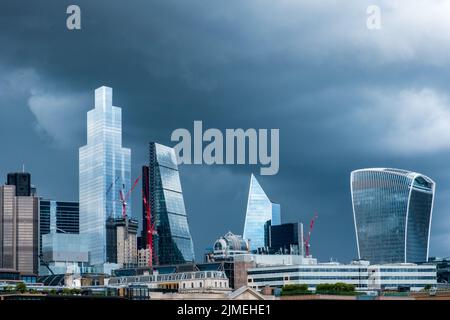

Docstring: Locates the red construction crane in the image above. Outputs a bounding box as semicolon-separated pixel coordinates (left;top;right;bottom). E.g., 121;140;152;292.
143;194;156;267
118;175;141;219
304;213;318;257
142;168;157;267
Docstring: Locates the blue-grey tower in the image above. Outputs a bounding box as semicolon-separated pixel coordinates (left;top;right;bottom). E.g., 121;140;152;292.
147;142;195;265
351;168;435;264
243;174;281;251
79;86;131;267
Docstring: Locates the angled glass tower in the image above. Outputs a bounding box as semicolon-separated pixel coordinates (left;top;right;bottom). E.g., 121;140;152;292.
79;86;131;266
243;174;281;251
147;142;194;265
351;168;435;264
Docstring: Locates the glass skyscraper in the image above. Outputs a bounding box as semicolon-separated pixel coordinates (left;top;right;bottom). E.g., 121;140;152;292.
243;174;281;251
351;168;435;264
79;86;131;266
146;142;195;265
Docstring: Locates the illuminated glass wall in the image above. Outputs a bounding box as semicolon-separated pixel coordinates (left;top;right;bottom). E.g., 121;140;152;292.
243;174;281;251
351;168;434;264
79;86;131;266
148;142;195;265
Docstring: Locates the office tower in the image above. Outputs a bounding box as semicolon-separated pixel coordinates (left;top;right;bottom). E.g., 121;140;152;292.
138;247;151;267
40;204;87;275
79;86;131;267
144;142;195;265
7;172;31;197
38;200;79;273
264;222;304;255
351;168;435;264
114;217;138;268
0;182;39;274
243;174;281;251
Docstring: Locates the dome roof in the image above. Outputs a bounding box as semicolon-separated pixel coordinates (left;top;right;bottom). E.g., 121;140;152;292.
214;231;249;252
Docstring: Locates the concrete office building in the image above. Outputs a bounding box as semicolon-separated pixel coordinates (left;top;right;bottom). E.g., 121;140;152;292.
105;217;139;268
0;175;39;274
138;247;151;268
235;254;437;292
115;218;138;268
351;168;435;264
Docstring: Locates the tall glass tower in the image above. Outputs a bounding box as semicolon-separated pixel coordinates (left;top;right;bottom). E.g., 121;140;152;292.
79;86;131;267
351;168;435;264
243;174;281;251
147;142;195;265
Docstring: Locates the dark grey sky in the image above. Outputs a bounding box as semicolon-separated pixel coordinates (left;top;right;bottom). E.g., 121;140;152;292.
1;0;449;262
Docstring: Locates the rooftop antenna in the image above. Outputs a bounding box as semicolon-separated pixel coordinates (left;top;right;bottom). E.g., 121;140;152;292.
22;164;25;173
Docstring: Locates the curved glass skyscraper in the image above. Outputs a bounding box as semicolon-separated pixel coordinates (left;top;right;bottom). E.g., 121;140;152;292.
243;174;281;251
351;168;435;264
147;142;195;265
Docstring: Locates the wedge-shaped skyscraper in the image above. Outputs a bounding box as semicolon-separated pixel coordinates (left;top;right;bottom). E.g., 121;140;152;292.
243;174;281;251
79;86;131;267
351;168;435;264
145;142;195;265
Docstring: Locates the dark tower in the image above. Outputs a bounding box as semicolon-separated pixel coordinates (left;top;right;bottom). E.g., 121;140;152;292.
7;172;31;197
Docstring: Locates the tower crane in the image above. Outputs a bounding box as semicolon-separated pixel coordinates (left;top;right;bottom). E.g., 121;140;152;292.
119;175;141;219
142;168;157;267
304;213;318;257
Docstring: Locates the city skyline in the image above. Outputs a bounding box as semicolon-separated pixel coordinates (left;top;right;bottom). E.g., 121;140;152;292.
1;1;450;264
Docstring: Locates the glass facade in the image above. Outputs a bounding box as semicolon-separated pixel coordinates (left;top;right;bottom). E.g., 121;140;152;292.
351;168;435;264
148;142;194;265
39;200;79;262
79;86;131;266
243;174;281;251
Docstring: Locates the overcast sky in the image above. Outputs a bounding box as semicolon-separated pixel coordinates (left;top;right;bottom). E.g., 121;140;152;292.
1;0;450;262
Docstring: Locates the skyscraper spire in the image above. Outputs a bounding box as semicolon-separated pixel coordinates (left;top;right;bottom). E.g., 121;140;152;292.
79;86;131;268
243;174;281;251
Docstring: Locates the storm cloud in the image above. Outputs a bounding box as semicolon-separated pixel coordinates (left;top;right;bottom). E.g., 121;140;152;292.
0;0;449;262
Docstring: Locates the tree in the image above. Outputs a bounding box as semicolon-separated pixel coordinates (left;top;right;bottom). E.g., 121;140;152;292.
316;283;356;295
15;282;27;294
281;284;310;296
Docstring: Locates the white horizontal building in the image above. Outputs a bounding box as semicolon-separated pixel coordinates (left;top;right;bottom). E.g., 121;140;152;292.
242;256;436;292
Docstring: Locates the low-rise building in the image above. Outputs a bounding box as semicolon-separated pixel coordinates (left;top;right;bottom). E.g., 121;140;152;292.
240;255;436;292
108;270;230;294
